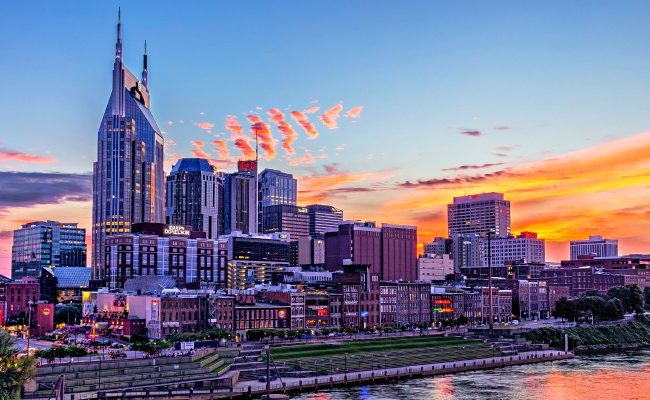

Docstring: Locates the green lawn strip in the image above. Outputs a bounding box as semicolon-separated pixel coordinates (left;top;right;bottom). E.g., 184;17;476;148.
204;357;224;370
195;352;218;363
270;339;483;361
269;336;464;355
214;362;231;375
270;339;476;359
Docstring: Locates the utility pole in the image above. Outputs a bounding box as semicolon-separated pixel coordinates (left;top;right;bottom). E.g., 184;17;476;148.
265;345;270;399
487;229;494;336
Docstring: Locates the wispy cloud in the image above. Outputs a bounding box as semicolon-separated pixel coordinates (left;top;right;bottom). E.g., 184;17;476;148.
494;126;512;131
458;129;482;137
320;103;343;129
234;138;256;159
345;105;363;119
194;121;215;133
190;140;211;159
0;148;56;164
291;111;319;139
442;162;506;172
248;115;277;160
288;150;316;167
0;171;92;211
268;108;298;155
225;115;244;135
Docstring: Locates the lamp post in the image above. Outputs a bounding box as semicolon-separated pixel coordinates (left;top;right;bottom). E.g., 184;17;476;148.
26;300;33;354
487;229;494;336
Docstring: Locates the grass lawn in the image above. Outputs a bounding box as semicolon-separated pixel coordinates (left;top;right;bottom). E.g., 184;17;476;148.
268;335;482;361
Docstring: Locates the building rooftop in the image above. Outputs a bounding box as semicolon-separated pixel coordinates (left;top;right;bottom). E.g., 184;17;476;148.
170;158;215;174
44;267;91;288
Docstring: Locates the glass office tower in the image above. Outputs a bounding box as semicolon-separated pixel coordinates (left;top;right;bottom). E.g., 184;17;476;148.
92;12;165;279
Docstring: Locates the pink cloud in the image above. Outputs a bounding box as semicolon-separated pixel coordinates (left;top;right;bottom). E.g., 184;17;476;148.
248;115;277;160
225;115;244;135
194;121;215;133
190;140;211;159
0;148;55;164
288;150;316;166
267;108;297;155
319;103;343;129
212;139;230;160
345;105;363;119
234;139;256;159
291;111;319;139
304;106;320;114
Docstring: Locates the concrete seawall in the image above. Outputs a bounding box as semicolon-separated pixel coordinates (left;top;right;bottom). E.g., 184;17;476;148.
97;350;573;399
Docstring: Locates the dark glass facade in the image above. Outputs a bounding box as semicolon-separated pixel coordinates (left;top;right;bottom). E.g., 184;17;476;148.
92;17;165;279
306;204;343;237
260;205;309;239
167;158;222;239
11;221;86;280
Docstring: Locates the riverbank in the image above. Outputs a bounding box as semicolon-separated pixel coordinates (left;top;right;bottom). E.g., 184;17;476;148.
523;315;650;354
223;350;572;399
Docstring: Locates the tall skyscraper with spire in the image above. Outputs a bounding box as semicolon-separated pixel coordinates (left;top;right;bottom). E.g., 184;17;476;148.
92;10;165;279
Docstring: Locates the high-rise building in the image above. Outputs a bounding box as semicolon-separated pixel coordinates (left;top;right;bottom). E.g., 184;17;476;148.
306;204;343;237
167;158;222;239
381;224;417;281
447;193;511;238
417;254;454;282
11;221;86;280
224;162;257;234
258;169;297;208
570;235;618;260
92;13;165;279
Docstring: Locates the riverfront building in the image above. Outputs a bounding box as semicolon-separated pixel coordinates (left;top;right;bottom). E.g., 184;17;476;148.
92;14;165;280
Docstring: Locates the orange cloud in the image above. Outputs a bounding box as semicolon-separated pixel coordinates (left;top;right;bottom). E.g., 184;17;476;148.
234;138;255;159
304;106;320;114
319;103;343;129
0;148;55;164
212;139;230;160
288;150;316;167
190;140;211;159
248;115;277;160
345;105;363;119
194;121;215;132
267;108;297;155
376;131;650;261
225;115;244;135
291;111;319;139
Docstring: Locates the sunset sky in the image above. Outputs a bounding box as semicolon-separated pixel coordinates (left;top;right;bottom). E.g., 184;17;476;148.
2;1;650;277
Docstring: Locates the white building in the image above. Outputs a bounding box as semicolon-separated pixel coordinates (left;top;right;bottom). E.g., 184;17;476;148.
570;235;618;260
417;254;455;282
482;232;545;268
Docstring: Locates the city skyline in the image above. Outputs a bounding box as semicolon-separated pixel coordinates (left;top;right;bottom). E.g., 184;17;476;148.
3;2;650;276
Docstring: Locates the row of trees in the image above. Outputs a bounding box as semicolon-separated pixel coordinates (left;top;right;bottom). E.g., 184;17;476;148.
129;339;172;356
165;328;232;343
553;284;646;322
35;346;88;361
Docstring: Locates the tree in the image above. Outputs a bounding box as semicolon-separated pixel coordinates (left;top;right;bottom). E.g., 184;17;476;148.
608;285;644;314
603;298;625;321
54;304;82;325
552;297;577;321
644;287;650;310
0;329;36;399
130;339;171;356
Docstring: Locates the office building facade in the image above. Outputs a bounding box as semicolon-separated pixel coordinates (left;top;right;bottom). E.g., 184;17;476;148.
570;235;618;260
306;204;343;237
381;224;417;281
447;193;511;238
258;169;297;208
224;170;257;235
483;232;545;268
167;158;222;239
12;221;86;280
260;205;309;238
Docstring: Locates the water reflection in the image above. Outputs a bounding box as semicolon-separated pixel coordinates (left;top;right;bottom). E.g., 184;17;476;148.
292;350;650;400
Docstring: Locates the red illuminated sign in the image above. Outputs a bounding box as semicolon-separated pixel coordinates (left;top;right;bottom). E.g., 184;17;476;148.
317;309;329;317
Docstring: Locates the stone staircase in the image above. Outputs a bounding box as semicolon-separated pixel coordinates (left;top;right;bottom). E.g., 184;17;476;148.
23;349;236;399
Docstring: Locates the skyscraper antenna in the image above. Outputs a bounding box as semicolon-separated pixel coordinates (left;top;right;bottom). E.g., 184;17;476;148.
142;40;148;86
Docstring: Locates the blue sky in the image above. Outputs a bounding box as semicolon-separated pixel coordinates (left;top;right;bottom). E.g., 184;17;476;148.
2;1;650;273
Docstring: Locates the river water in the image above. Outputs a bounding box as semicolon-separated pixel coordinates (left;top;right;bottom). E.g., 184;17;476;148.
291;350;650;400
